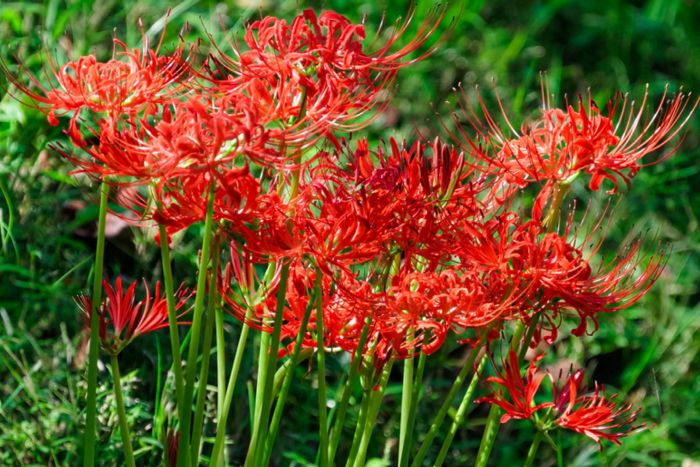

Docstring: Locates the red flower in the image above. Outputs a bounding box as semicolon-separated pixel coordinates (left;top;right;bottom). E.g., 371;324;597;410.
302;137;484;265
78;276;191;354
7;35;194;126
552;370;642;446
210;8;445;143
528;222;664;340
480;352;643;446
456;81;696;205
62;92;282;181
369;267;517;359
115;165;261;244
479;351;554;423
454;212;664;342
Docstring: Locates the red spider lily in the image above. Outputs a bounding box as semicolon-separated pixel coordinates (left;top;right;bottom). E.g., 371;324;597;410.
239;190;309;261
364;265;521;359
480;352;642;446
554;378;642;446
527;223;664;341
479;351;554;423
131;94;283;173
77;276;191;355
6;34;195;127
307;264;514;360
454;81;697;208
209;7;445;145
454;211;664;342
296;137;486;267
63;93;282;181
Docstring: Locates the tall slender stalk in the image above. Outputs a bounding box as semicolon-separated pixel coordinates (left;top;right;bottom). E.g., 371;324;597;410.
524;431;544;467
474;404;501;467
434;353;488;467
110;354;136;467
398;343;414;467
180;182;217;465
345;361;374;467
245;262;291;467
410;343;483;467
328;319;371;464
251;318;271;434
352;359;394;467
190;240;221;462
399;347;426;467
404;351;426;463
314;270;329;467
248;264;280;448
210;310;254;465
214;305;226;466
84;180;109;467
262;290;314;463
215;310;226;408
158;224;188;461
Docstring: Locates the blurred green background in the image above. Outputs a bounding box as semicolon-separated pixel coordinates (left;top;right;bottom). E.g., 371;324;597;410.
1;0;699;465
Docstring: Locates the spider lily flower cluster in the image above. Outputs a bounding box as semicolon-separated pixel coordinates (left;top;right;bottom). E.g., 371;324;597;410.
7;6;695;466
77;277;191;355
479;351;641;446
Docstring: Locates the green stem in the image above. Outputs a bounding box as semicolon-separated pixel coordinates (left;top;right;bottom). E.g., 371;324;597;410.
410;344;483;467
524;431;544;467
314;271;329;467
158;224;189;463
190;241;221;462
549;431;564;467
542;182;571;229
215;305;226;466
252;322;270;434
398;347;415;467
400;351;426;466
181;183;217;462
84;180;108;467
434;353;488;467
210;313;254;465
474;404;501;467
352;359;394;467
272;348;313;399
328;318;372;464
262;294;315;463
245;262;291;467
248;262;280;444
216;310;226;412
110;354;136;467
345;362;374;467
473;321;527;467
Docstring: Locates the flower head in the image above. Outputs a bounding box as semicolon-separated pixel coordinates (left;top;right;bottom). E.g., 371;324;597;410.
553;371;642;446
479;351;554;423
479;351;642;447
456;81;697;206
6;34;195;126
78;276;191;354
210;7;445;142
